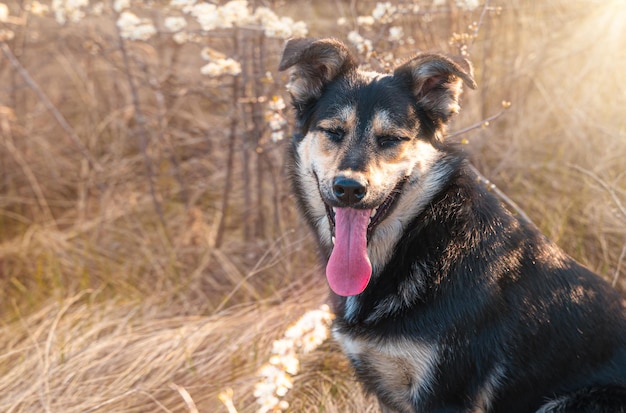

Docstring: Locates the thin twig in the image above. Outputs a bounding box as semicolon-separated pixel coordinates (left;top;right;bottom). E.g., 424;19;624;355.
114;28;166;227
567;165;626;287
148;72;190;207
0;42;102;172
241;35;252;241
1;129;56;225
447;109;506;138
450;4;530;225
252;33;266;238
213;230;294;314
613;243;626;288
215;31;240;248
468;0;490;52
217;388;239;413
467;163;535;225
568;164;626;223
169;383;199;413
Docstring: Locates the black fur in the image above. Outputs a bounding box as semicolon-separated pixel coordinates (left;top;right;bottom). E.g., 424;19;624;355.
334;163;626;412
280;38;626;413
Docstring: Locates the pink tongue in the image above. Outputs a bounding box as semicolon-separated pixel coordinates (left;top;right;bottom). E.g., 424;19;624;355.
326;208;372;296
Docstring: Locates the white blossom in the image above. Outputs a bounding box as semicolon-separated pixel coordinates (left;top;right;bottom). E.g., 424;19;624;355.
190;2;218;31
265;16;299;39
219;0;249;27
267;113;286;131
0;3;8;22
372;1;397;23
290;20;308;38
271;338;294;355
27;1;50;16
200;47;225;61
91;1;103;16
357;15;375;26
170;0;196;14
253;381;276;399
268;96;285;112
347;30;373;58
164;16;187;32
113;0;130;13
51;0;89;24
270;353;299;375
456;0;480;11
252;304;334;413
172;31;189;44
388;26;404;42
117;11;156;41
190;0;252;31
252;7;307;39
271;131;285;142
257;394;280;413
272;369;293;396
200;58;241;77
185;2;306;38
0;29;13;41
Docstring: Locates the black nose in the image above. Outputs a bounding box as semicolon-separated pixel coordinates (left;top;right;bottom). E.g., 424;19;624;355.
333;176;367;205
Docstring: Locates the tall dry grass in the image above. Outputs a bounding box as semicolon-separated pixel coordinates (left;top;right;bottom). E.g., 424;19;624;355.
0;0;625;412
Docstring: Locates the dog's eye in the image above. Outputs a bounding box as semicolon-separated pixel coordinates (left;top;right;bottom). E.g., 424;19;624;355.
377;135;406;148
321;127;345;142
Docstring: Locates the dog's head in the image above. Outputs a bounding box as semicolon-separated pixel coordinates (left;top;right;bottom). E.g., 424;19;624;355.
279;38;475;297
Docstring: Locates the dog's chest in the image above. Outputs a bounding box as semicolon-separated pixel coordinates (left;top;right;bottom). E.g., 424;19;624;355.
333;328;438;411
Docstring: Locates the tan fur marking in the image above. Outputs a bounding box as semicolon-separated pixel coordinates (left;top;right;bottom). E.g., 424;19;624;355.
472;364;506;412
334;331;439;410
295;106;358;248
367;141;444;272
295;130;333;245
371;110;413;141
318;106;357;130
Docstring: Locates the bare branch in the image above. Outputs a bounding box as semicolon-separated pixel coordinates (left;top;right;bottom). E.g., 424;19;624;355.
468;0;490;52
113;29;165;227
568;164;626;223
467;163;535;226
448;109;506;139
0;42;102;172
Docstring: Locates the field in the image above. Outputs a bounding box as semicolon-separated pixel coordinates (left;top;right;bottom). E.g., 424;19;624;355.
0;0;625;412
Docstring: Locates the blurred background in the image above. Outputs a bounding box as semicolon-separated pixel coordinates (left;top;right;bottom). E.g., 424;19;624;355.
1;0;625;411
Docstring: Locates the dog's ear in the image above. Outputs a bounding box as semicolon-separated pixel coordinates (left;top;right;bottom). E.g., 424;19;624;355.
395;53;476;137
279;38;357;106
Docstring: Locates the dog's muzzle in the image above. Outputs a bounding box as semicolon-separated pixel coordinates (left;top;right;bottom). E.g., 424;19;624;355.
332;176;367;207
324;176;408;241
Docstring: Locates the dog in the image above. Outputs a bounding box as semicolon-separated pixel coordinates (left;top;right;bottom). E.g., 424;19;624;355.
278;37;626;413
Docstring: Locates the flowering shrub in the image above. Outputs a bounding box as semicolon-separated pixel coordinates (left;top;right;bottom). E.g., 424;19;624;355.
266;96;288;143
0;0;314;245
52;0;90;24
116;10;157;40
0;1;534;412
254;305;335;412
219;304;335;413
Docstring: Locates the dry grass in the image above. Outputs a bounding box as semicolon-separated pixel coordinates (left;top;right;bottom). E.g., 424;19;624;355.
0;282;353;412
0;0;625;412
